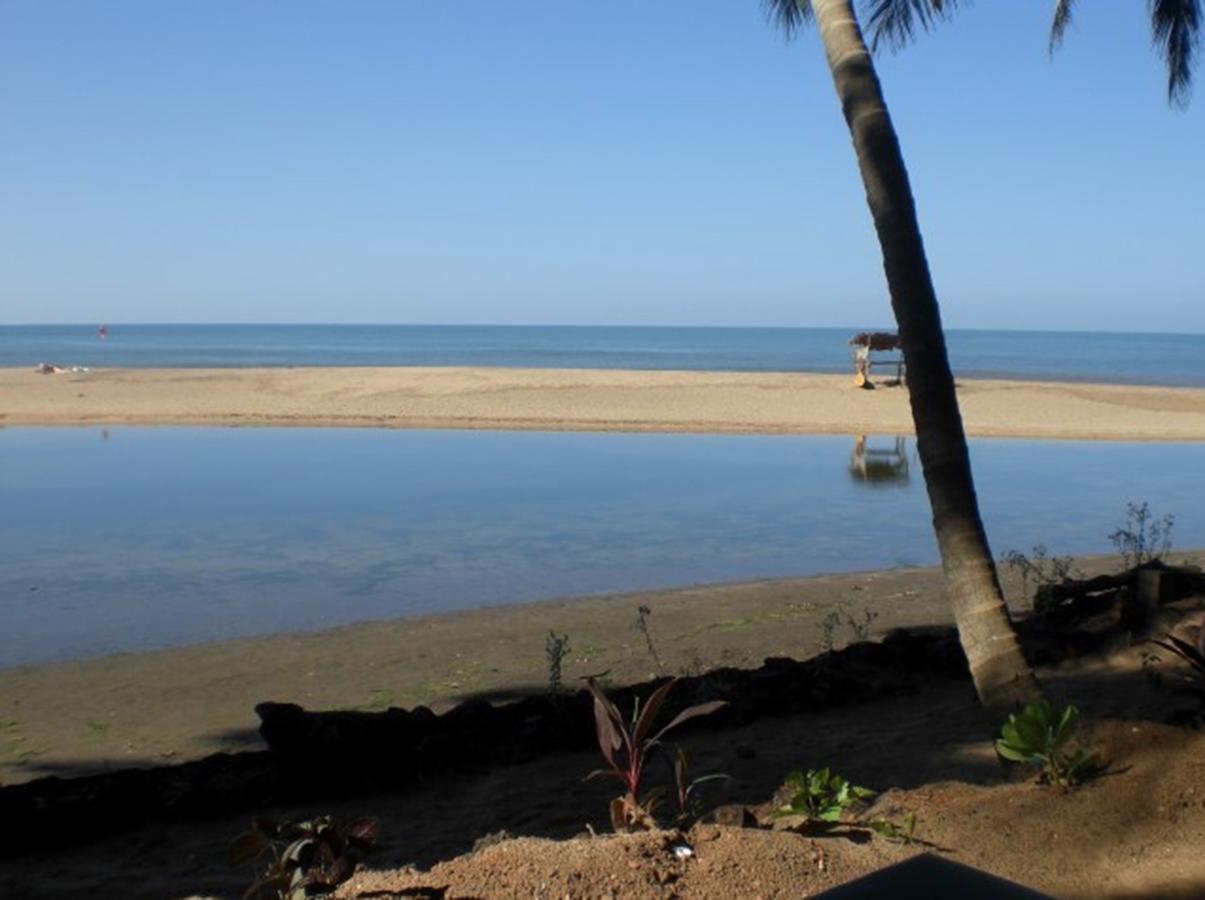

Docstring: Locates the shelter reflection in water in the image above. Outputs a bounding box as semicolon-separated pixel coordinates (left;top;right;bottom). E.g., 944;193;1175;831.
849;435;911;487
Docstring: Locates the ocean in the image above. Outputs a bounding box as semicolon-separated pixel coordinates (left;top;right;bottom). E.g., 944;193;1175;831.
3;324;1204;386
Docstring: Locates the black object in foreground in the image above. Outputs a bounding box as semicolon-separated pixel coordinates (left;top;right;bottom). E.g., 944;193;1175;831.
815;854;1049;899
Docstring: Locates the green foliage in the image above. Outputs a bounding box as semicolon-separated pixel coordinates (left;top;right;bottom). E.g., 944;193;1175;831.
868;811;919;844
587;678;727;832
995;701;1098;787
544;630;571;696
1109;501;1175;569
775;767;876;823
229;815;378;900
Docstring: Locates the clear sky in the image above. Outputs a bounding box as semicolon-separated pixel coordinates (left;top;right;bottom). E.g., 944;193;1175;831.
1;1;1202;331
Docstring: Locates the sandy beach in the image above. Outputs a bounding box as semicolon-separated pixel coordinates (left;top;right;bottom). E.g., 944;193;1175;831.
5;366;1205;439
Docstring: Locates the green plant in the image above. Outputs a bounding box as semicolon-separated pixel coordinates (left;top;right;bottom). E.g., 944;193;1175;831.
634;605;664;675
670;746;731;826
995;701;1098;787
1110;501;1175;569
587;678;726;832
545;630;571;695
868;811;918;844
774;767;876;824
229;815;378;899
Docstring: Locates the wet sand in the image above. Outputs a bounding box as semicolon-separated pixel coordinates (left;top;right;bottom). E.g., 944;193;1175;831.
4;366;1205;439
1;553;1177;787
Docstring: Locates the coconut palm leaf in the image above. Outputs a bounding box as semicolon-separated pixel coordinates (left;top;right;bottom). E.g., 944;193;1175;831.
863;0;964;51
1050;0;1077;53
1150;0;1201;106
765;0;1199;105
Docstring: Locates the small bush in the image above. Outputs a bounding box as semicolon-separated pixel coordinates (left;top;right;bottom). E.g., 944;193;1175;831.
545;630;571;695
996;701;1098;787
1004;544;1082;609
1110;501;1174;569
774;767;876;824
229;815;378;899
587;678;726;832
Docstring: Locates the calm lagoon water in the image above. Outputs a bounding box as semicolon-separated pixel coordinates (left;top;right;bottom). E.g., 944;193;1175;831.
1;427;1202;667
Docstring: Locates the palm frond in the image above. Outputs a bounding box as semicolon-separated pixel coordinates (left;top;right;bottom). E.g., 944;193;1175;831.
865;0;965;52
762;0;814;40
1150;0;1201;106
1049;0;1078;54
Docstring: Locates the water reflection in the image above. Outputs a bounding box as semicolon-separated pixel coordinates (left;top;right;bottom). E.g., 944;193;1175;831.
1;428;1201;666
849;435;910;487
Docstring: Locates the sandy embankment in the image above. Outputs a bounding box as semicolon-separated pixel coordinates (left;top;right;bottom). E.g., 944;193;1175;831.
4;366;1205;439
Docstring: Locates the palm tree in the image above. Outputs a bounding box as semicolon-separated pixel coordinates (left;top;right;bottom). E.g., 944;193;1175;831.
764;0;1042;713
764;0;1200;713
1050;0;1200;107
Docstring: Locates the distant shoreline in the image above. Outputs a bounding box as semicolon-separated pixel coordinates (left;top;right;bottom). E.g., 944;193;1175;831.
5;324;1205;388
4;365;1205;441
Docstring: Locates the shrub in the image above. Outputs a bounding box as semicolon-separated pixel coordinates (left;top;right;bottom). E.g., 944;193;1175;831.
774;767;876;824
229;815;378;900
996;701;1098;787
1110;501;1174;569
1004;544;1082;608
545;630;571;695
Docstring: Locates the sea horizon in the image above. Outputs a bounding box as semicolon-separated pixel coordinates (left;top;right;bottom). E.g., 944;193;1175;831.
4;322;1205;387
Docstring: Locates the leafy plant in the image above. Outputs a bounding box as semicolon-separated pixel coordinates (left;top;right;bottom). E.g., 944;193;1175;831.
995;701;1098;787
229;815;378;899
545;630;571;695
670;746;731;826
1149;631;1205;702
868;811;919;844
774;767;876;824
1110;501;1175;569
587;678;727;832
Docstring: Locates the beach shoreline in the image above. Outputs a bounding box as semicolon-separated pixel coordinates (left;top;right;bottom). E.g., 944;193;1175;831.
4;365;1205;440
4;552;1194;787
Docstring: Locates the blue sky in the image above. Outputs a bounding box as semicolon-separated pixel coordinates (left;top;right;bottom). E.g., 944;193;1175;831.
1;1;1202;331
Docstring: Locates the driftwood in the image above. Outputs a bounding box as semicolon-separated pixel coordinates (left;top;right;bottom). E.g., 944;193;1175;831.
1033;562;1205;636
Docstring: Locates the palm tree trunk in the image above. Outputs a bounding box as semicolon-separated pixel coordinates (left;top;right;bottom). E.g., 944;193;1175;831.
809;0;1042;713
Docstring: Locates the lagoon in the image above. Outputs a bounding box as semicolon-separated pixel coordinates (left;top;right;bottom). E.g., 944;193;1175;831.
1;427;1201;667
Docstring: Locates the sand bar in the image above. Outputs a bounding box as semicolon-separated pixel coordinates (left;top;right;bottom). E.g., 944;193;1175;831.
4;366;1205;440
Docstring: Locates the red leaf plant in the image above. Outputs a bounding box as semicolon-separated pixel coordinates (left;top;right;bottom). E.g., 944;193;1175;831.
587;678;727;832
